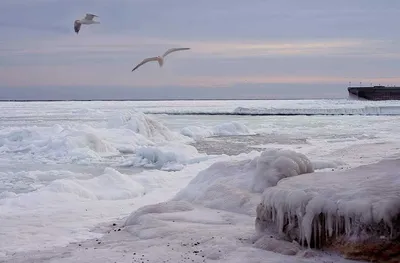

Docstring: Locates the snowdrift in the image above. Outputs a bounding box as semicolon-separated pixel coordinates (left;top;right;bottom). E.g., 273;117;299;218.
256;159;400;250
122;149;318;259
171;149;313;216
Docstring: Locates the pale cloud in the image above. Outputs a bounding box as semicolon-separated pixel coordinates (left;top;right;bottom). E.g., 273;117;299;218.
1;0;400;99
1;34;394;59
2;63;399;89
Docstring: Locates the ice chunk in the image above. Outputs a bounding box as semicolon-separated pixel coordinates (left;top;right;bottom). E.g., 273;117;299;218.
251;149;313;193
122;144;204;171
256;159;400;248
181;121;253;140
107;110;187;142
173;149;313;216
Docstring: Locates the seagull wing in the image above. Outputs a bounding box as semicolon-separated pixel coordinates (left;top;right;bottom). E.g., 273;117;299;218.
74;21;81;34
131;57;159;72
162;47;190;58
84;13;98;20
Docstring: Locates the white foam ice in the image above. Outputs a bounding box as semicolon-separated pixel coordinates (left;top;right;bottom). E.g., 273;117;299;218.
0;125;119;164
0;111;200;170
181;121;254;140
106;110;189;143
120;144;211;171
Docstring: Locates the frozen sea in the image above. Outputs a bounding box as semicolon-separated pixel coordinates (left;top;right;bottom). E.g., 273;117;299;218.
1;99;400;263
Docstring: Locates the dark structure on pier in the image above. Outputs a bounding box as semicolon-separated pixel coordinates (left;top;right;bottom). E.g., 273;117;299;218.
348;85;400;100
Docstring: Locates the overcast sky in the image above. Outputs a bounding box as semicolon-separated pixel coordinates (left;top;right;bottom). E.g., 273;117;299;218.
1;0;400;100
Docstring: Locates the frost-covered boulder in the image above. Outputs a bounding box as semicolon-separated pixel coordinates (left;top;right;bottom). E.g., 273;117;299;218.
255;159;400;250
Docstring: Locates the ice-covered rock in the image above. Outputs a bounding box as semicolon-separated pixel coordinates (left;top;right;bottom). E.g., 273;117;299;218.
256;159;400;249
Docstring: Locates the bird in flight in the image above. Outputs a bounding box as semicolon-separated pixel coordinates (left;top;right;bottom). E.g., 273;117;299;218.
131;48;190;72
74;13;100;34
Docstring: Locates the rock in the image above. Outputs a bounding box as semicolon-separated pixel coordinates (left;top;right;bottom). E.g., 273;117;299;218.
253;235;300;255
330;237;400;263
296;249;318;258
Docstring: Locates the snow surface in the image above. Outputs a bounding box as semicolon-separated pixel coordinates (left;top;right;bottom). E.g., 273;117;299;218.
1;100;400;263
7;151;361;263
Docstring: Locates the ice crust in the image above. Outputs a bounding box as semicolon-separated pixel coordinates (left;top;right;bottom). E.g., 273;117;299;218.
256;159;400;248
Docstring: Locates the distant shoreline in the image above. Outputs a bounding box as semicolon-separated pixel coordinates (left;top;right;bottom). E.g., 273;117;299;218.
0;97;347;102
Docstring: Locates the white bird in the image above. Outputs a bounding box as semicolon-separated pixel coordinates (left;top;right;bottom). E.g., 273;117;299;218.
74;13;100;34
131;48;190;72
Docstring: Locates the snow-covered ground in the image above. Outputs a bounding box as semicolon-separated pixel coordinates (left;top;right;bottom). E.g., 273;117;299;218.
1;99;400;262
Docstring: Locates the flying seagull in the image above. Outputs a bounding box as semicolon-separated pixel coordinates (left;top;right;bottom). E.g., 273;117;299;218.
131;48;190;72
74;13;100;34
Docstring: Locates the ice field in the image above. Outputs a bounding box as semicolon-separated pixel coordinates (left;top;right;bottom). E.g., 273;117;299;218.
1;99;400;262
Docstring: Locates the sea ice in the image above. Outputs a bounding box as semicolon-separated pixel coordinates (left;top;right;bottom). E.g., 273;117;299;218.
4;148;368;263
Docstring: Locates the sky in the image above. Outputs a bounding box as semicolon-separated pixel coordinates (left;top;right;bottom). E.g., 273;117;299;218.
1;0;400;100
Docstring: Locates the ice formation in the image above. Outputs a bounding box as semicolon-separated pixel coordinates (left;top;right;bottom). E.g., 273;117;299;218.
251;149;313;193
181;121;253;140
107;110;187;143
172;149;313;216
256;159;400;248
233;105;400;116
0;111;198;169
142;100;400;116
